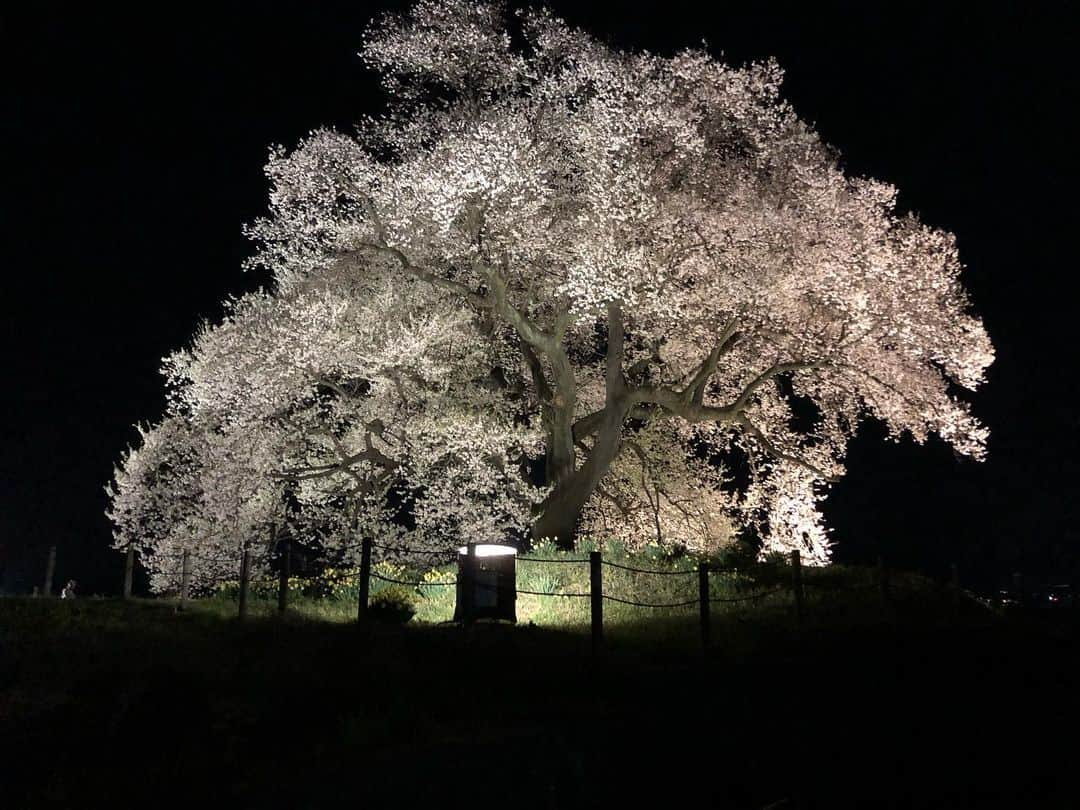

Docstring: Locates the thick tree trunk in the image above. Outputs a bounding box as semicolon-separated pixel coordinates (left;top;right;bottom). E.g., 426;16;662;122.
531;405;626;549
531;479;593;549
545;399;577;487
530;303;629;549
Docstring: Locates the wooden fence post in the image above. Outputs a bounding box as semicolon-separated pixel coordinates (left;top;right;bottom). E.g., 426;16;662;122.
43;545;56;597
357;538;372;622
180;549;192;611
278;539;292;614
699;562;711;653
461;542;477;625
123;545;135;599
238;545;251;620
590;551;603;654
791;550;804;628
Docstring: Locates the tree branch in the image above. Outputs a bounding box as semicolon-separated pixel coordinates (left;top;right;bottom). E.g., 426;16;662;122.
630;359;825;423
519;338;552;404
726;361;824;413
573;404;658;442
686;318;739;406
276;440;398;483
343;243;488;307
595;482;632;516
735;414;839;483
605;301;626;402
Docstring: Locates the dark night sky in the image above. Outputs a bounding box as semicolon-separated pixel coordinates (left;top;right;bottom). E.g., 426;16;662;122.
3;2;1076;594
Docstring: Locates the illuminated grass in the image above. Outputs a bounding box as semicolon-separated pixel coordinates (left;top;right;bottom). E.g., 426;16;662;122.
186;541;988;636
1;574;1057;808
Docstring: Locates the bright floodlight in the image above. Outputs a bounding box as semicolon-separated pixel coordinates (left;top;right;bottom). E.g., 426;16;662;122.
458;544;517;558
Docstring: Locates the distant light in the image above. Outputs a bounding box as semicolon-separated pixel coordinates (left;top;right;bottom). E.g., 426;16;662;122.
458;544;517;558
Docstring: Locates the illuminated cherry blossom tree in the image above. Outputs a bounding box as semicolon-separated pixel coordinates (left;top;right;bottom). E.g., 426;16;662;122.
109;0;993;576
108;271;545;588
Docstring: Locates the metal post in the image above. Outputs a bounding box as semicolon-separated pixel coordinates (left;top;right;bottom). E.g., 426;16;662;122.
590;551;603;653
43;545;56;597
278;539;292;614
238;545;251;620
357;538;372;622
699;562;711;653
462;542;477;624
123;546;135;599
180;549;192;611
791;550;804;628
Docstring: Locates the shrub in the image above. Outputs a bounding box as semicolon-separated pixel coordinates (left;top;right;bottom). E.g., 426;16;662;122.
368;586;416;623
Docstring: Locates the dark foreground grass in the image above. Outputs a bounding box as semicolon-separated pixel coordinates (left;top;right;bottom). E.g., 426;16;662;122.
2;592;1077;809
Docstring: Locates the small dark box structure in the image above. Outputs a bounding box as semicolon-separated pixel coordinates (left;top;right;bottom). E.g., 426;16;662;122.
454;543;517;623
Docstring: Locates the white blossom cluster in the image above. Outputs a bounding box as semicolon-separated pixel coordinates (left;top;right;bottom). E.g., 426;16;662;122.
578;421;737;555
109;0;993;573
109;268;546;591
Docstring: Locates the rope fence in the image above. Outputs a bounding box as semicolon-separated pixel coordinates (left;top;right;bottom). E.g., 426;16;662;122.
517;557;590;565
370;571;455;589
600;559;697;576
81;539;960;654
369;541;461;558
516;588;591;598
709;587;787;604
601;594;699;608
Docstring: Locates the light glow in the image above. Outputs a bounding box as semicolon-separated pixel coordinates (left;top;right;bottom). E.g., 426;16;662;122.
458;544;517;558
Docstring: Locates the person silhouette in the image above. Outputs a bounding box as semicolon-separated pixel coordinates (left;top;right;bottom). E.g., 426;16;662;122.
60;580;77;599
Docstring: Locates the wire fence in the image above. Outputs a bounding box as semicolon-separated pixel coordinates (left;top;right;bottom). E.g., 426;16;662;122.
709;586;787;604
602;593;699;608
370;571;455;589
20;540;965;654
517;587;592;599
140;543;891;600
517;557;590;565
369;541;461;558
600;559;697;576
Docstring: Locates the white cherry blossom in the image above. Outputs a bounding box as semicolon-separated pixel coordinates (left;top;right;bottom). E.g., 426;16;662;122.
109;0;993;577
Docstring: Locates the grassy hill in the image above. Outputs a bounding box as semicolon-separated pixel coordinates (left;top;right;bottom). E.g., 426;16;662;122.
2;575;1077;808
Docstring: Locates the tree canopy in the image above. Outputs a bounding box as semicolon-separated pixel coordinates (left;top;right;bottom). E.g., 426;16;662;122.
108;0;993;588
